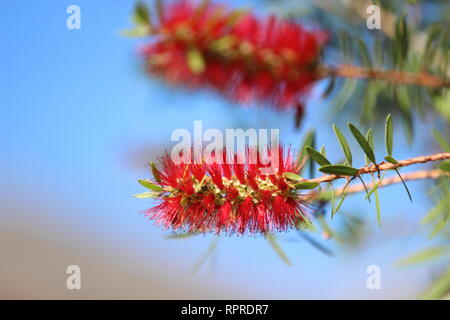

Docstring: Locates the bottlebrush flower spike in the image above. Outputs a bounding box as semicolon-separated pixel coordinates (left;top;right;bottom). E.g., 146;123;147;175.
139;0;328;109
136;146;316;235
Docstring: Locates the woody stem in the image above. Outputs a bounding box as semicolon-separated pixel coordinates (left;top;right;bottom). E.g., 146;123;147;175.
320;65;450;88
334;169;450;196
308;152;450;185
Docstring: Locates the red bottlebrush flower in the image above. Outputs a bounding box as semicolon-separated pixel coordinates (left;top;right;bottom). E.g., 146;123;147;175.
139;0;328;109
137;146;316;235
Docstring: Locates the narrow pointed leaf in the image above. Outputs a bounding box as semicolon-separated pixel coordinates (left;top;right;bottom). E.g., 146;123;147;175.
133;2;151;26
138;179;164;191
357;176;371;202
348;123;376;164
374;188;381;227
298;231;334;256
332;190;348;217
133;191;159;199
384;155;398;164
165;232;197;239
429;219;447;239
121;26;151;37
329;183;336;216
364;172;386;200
333;124;352;165
432;129;450;152
266;234;292;266
394;169;412;202
356;38;372;67
294;182;319;190
319;164;359;176
365;129;374;165
306;147;331;166
421;198;446;225
150;161;162;183
385;114;394;156
191;238;220;274
422;268;450;300
438;161;450;172
285;172;303;182
396;246;450;268
297;129;315;177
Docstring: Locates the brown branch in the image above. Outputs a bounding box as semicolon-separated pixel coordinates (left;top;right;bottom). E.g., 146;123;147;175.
334;169;450;196
320;65;450;89
308;152;450;185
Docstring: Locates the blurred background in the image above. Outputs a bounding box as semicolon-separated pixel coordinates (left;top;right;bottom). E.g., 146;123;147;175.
1;0;449;299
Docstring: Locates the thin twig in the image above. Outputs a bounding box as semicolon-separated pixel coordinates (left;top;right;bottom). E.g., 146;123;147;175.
309;152;450;185
334;169;450;196
320;65;450;88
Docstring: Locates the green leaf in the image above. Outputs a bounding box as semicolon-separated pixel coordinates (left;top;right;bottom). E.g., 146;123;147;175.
133;191;158;199
432;129;450;152
322;76;336;98
294;182;319;190
165;232;197;239
298;129;316;177
329;183;336;215
374;34;384;67
357;175;371;203
191;238;220;274
429;218;448;239
266;234;292;266
285;172;303;181
319;164;359;176
186;48;206;74
394;169;412;202
364;172;386;200
133;2;151;26
333;79;358;113
374;187;381;228
438;161;450;173
385;114;394;156
332;190;348;217
348;123;376;164
384;155;398;164
396;246;450;268
394;14;409;66
306;147;331;166
421;197;447;225
356;38;372;67
138;179;164;191
361;82;380;124
333;124;352;165
422;268;450;300
365;129;374;165
150;161;162;183
120;25;151;38
297;231;334;256
338;30;352;64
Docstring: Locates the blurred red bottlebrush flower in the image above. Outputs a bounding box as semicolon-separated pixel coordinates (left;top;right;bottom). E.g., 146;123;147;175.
139;0;328;109
137;146;315;234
